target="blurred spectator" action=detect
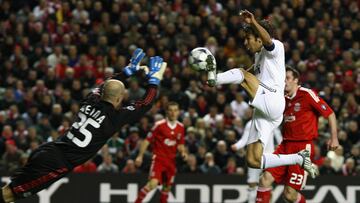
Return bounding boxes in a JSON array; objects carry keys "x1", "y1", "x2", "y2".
[
  {"x1": 168, "y1": 80, "x2": 190, "y2": 110},
  {"x1": 47, "y1": 46, "x2": 63, "y2": 69},
  {"x1": 213, "y1": 140, "x2": 230, "y2": 169},
  {"x1": 232, "y1": 118, "x2": 244, "y2": 136},
  {"x1": 196, "y1": 144, "x2": 207, "y2": 166},
  {"x1": 348, "y1": 144, "x2": 360, "y2": 168},
  {"x1": 97, "y1": 154, "x2": 119, "y2": 173},
  {"x1": 55, "y1": 56, "x2": 71, "y2": 80},
  {"x1": 36, "y1": 115, "x2": 53, "y2": 140},
  {"x1": 47, "y1": 130, "x2": 60, "y2": 143},
  {"x1": 223, "y1": 157, "x2": 237, "y2": 174},
  {"x1": 22, "y1": 104, "x2": 42, "y2": 127},
  {"x1": 342, "y1": 158, "x2": 357, "y2": 176},
  {"x1": 347, "y1": 120, "x2": 359, "y2": 144},
  {"x1": 181, "y1": 154, "x2": 201, "y2": 174},
  {"x1": 124, "y1": 127, "x2": 141, "y2": 156},
  {"x1": 222, "y1": 105, "x2": 238, "y2": 128},
  {"x1": 138, "y1": 116, "x2": 151, "y2": 139},
  {"x1": 203, "y1": 128, "x2": 218, "y2": 151},
  {"x1": 338, "y1": 130, "x2": 353, "y2": 155},
  {"x1": 107, "y1": 133, "x2": 124, "y2": 157},
  {"x1": 192, "y1": 94, "x2": 209, "y2": 117},
  {"x1": 230, "y1": 93, "x2": 250, "y2": 118},
  {"x1": 57, "y1": 118, "x2": 71, "y2": 136},
  {"x1": 185, "y1": 127, "x2": 200, "y2": 154},
  {"x1": 1, "y1": 140, "x2": 23, "y2": 173},
  {"x1": 49, "y1": 104, "x2": 64, "y2": 129},
  {"x1": 59, "y1": 90, "x2": 74, "y2": 114},
  {"x1": 200, "y1": 152, "x2": 221, "y2": 174},
  {"x1": 128, "y1": 79, "x2": 145, "y2": 102},
  {"x1": 122, "y1": 159, "x2": 140, "y2": 174},
  {"x1": 114, "y1": 150, "x2": 127, "y2": 171},
  {"x1": 313, "y1": 144, "x2": 325, "y2": 167},
  {"x1": 319, "y1": 157, "x2": 337, "y2": 175},
  {"x1": 194, "y1": 118, "x2": 206, "y2": 139},
  {"x1": 0, "y1": 125, "x2": 14, "y2": 155},
  {"x1": 203, "y1": 106, "x2": 223, "y2": 129},
  {"x1": 185, "y1": 80, "x2": 201, "y2": 102}
]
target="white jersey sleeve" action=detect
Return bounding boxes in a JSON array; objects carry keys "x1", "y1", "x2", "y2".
[
  {"x1": 265, "y1": 39, "x2": 283, "y2": 57},
  {"x1": 234, "y1": 121, "x2": 252, "y2": 150},
  {"x1": 253, "y1": 39, "x2": 285, "y2": 91}
]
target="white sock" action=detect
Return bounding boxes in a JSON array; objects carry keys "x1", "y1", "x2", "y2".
[
  {"x1": 248, "y1": 186, "x2": 258, "y2": 203},
  {"x1": 216, "y1": 68, "x2": 244, "y2": 85},
  {"x1": 261, "y1": 153, "x2": 303, "y2": 169}
]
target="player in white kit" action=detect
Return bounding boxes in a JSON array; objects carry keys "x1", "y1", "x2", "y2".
[
  {"x1": 231, "y1": 120, "x2": 282, "y2": 203},
  {"x1": 207, "y1": 10, "x2": 318, "y2": 178}
]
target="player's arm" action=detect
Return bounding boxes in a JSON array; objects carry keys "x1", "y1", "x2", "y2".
[
  {"x1": 327, "y1": 112, "x2": 339, "y2": 151},
  {"x1": 135, "y1": 139, "x2": 150, "y2": 167},
  {"x1": 231, "y1": 121, "x2": 251, "y2": 151},
  {"x1": 108, "y1": 48, "x2": 148, "y2": 81},
  {"x1": 84, "y1": 48, "x2": 146, "y2": 101},
  {"x1": 177, "y1": 126, "x2": 187, "y2": 160},
  {"x1": 178, "y1": 144, "x2": 188, "y2": 161},
  {"x1": 305, "y1": 88, "x2": 339, "y2": 151},
  {"x1": 240, "y1": 10, "x2": 273, "y2": 47},
  {"x1": 116, "y1": 57, "x2": 167, "y2": 126}
]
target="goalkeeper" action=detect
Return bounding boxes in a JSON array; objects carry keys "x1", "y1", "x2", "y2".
[{"x1": 0, "y1": 49, "x2": 166, "y2": 203}]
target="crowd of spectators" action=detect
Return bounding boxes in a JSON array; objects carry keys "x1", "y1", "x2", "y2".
[{"x1": 0, "y1": 0, "x2": 359, "y2": 177}]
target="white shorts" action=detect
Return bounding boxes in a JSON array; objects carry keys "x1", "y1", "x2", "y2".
[
  {"x1": 247, "y1": 167, "x2": 262, "y2": 183},
  {"x1": 247, "y1": 85, "x2": 285, "y2": 145}
]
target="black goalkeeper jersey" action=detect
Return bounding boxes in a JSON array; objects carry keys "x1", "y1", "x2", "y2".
[{"x1": 54, "y1": 75, "x2": 157, "y2": 167}]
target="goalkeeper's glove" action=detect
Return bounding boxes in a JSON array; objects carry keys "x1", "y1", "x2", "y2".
[
  {"x1": 123, "y1": 48, "x2": 146, "y2": 76},
  {"x1": 147, "y1": 56, "x2": 167, "y2": 86}
]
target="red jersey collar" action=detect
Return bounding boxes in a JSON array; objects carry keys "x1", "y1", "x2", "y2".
[
  {"x1": 286, "y1": 86, "x2": 300, "y2": 100},
  {"x1": 166, "y1": 119, "x2": 178, "y2": 130}
]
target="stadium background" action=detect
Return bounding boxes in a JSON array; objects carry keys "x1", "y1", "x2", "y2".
[{"x1": 0, "y1": 0, "x2": 359, "y2": 202}]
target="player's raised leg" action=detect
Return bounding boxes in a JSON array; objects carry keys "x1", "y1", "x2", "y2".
[
  {"x1": 215, "y1": 75, "x2": 317, "y2": 178},
  {"x1": 214, "y1": 67, "x2": 259, "y2": 99}
]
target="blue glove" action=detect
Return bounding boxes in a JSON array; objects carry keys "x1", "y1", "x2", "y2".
[
  {"x1": 147, "y1": 56, "x2": 166, "y2": 86},
  {"x1": 123, "y1": 48, "x2": 146, "y2": 76}
]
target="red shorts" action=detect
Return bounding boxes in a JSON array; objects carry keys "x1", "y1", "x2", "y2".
[
  {"x1": 149, "y1": 155, "x2": 176, "y2": 186},
  {"x1": 265, "y1": 140, "x2": 314, "y2": 191}
]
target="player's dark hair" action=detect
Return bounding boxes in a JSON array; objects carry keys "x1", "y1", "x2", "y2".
[
  {"x1": 243, "y1": 19, "x2": 275, "y2": 39},
  {"x1": 286, "y1": 66, "x2": 300, "y2": 80},
  {"x1": 166, "y1": 101, "x2": 179, "y2": 110}
]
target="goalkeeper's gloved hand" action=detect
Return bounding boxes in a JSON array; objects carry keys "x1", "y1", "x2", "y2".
[
  {"x1": 147, "y1": 56, "x2": 167, "y2": 86},
  {"x1": 123, "y1": 48, "x2": 146, "y2": 76}
]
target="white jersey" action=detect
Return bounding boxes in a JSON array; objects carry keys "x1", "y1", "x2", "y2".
[{"x1": 253, "y1": 39, "x2": 285, "y2": 91}]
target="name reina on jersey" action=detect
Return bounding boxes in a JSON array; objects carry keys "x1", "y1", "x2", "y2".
[{"x1": 66, "y1": 105, "x2": 105, "y2": 147}]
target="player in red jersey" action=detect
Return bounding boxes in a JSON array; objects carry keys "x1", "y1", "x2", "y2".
[
  {"x1": 256, "y1": 67, "x2": 339, "y2": 203},
  {"x1": 135, "y1": 102, "x2": 187, "y2": 203}
]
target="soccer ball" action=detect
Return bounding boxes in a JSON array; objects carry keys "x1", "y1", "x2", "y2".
[{"x1": 188, "y1": 47, "x2": 216, "y2": 72}]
